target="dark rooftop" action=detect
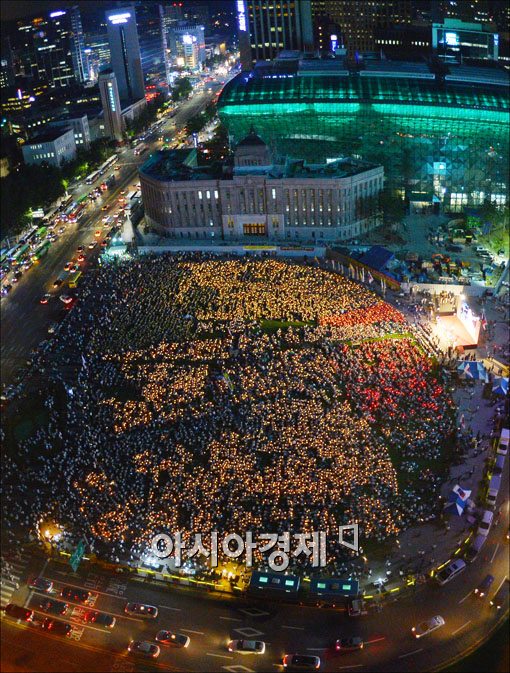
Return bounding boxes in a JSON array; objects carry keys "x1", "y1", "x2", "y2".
[{"x1": 26, "y1": 127, "x2": 74, "y2": 144}]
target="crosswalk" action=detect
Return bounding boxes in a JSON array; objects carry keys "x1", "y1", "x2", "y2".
[{"x1": 1, "y1": 554, "x2": 28, "y2": 607}]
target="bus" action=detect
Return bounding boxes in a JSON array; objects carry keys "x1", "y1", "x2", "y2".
[
  {"x1": 62, "y1": 202, "x2": 77, "y2": 221},
  {"x1": 85, "y1": 170, "x2": 101, "y2": 185},
  {"x1": 0, "y1": 248, "x2": 8, "y2": 265},
  {"x1": 11, "y1": 243, "x2": 30, "y2": 266},
  {"x1": 41, "y1": 206, "x2": 59, "y2": 227},
  {"x1": 69, "y1": 203, "x2": 87, "y2": 222},
  {"x1": 68, "y1": 271, "x2": 82, "y2": 288},
  {"x1": 59, "y1": 194, "x2": 74, "y2": 211},
  {"x1": 36, "y1": 225, "x2": 47, "y2": 240},
  {"x1": 32, "y1": 240, "x2": 51, "y2": 261},
  {"x1": 20, "y1": 226, "x2": 39, "y2": 246},
  {"x1": 98, "y1": 154, "x2": 119, "y2": 175},
  {"x1": 100, "y1": 173, "x2": 116, "y2": 191},
  {"x1": 134, "y1": 144, "x2": 147, "y2": 156}
]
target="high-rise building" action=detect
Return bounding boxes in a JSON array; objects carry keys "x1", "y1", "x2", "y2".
[
  {"x1": 98, "y1": 70, "x2": 124, "y2": 142},
  {"x1": 1, "y1": 37, "x2": 16, "y2": 90},
  {"x1": 84, "y1": 32, "x2": 111, "y2": 82},
  {"x1": 14, "y1": 6, "x2": 87, "y2": 87},
  {"x1": 310, "y1": 1, "x2": 412, "y2": 58},
  {"x1": 168, "y1": 23, "x2": 206, "y2": 71},
  {"x1": 237, "y1": 0, "x2": 314, "y2": 69},
  {"x1": 134, "y1": 2, "x2": 169, "y2": 96},
  {"x1": 105, "y1": 7, "x2": 145, "y2": 102}
]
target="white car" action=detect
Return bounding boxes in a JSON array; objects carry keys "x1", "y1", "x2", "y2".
[
  {"x1": 435, "y1": 559, "x2": 466, "y2": 586},
  {"x1": 412, "y1": 615, "x2": 445, "y2": 639},
  {"x1": 477, "y1": 509, "x2": 494, "y2": 537},
  {"x1": 228, "y1": 639, "x2": 266, "y2": 654}
]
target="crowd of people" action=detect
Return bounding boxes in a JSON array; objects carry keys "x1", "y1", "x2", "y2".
[{"x1": 1, "y1": 254, "x2": 456, "y2": 572}]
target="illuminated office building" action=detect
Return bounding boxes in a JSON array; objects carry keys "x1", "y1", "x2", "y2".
[
  {"x1": 168, "y1": 23, "x2": 206, "y2": 70},
  {"x1": 218, "y1": 59, "x2": 509, "y2": 212},
  {"x1": 98, "y1": 70, "x2": 123, "y2": 142},
  {"x1": 237, "y1": 0, "x2": 314, "y2": 69},
  {"x1": 134, "y1": 2, "x2": 169, "y2": 95},
  {"x1": 105, "y1": 8, "x2": 145, "y2": 102}
]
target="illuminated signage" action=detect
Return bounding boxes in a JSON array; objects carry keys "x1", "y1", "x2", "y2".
[
  {"x1": 331, "y1": 34, "x2": 338, "y2": 51},
  {"x1": 182, "y1": 34, "x2": 193, "y2": 45},
  {"x1": 237, "y1": 0, "x2": 247, "y2": 32},
  {"x1": 16, "y1": 88, "x2": 23, "y2": 100},
  {"x1": 107, "y1": 82, "x2": 116, "y2": 112},
  {"x1": 49, "y1": 11, "x2": 66, "y2": 18},
  {"x1": 108, "y1": 12, "x2": 131, "y2": 25},
  {"x1": 445, "y1": 32, "x2": 459, "y2": 46}
]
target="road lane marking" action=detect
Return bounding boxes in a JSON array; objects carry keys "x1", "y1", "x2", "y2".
[
  {"x1": 495, "y1": 575, "x2": 508, "y2": 592},
  {"x1": 181, "y1": 628, "x2": 204, "y2": 635},
  {"x1": 338, "y1": 666, "x2": 364, "y2": 670},
  {"x1": 458, "y1": 591, "x2": 472, "y2": 604},
  {"x1": 220, "y1": 616, "x2": 242, "y2": 622},
  {"x1": 452, "y1": 620, "x2": 472, "y2": 636},
  {"x1": 281, "y1": 625, "x2": 304, "y2": 630},
  {"x1": 399, "y1": 648, "x2": 423, "y2": 659},
  {"x1": 490, "y1": 543, "x2": 500, "y2": 564},
  {"x1": 306, "y1": 648, "x2": 327, "y2": 652},
  {"x1": 206, "y1": 653, "x2": 233, "y2": 660},
  {"x1": 159, "y1": 605, "x2": 181, "y2": 611}
]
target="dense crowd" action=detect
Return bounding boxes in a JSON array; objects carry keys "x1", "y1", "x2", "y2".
[{"x1": 1, "y1": 254, "x2": 456, "y2": 571}]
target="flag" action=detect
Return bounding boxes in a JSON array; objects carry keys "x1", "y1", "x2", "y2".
[{"x1": 367, "y1": 271, "x2": 374, "y2": 284}]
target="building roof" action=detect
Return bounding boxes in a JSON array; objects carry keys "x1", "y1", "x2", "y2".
[
  {"x1": 353, "y1": 245, "x2": 394, "y2": 271},
  {"x1": 26, "y1": 127, "x2": 74, "y2": 144},
  {"x1": 219, "y1": 65, "x2": 509, "y2": 112},
  {"x1": 236, "y1": 129, "x2": 267, "y2": 147}
]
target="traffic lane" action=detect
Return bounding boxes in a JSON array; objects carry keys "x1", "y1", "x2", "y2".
[{"x1": 0, "y1": 617, "x2": 184, "y2": 673}]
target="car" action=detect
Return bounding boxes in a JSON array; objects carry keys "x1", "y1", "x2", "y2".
[
  {"x1": 474, "y1": 574, "x2": 495, "y2": 598},
  {"x1": 412, "y1": 615, "x2": 445, "y2": 638},
  {"x1": 64, "y1": 297, "x2": 77, "y2": 311},
  {"x1": 1, "y1": 283, "x2": 13, "y2": 296},
  {"x1": 227, "y1": 639, "x2": 265, "y2": 654},
  {"x1": 64, "y1": 262, "x2": 73, "y2": 271},
  {"x1": 115, "y1": 165, "x2": 121, "y2": 171},
  {"x1": 58, "y1": 226, "x2": 66, "y2": 234},
  {"x1": 53, "y1": 278, "x2": 63, "y2": 288},
  {"x1": 477, "y1": 510, "x2": 494, "y2": 537},
  {"x1": 29, "y1": 577, "x2": 53, "y2": 592},
  {"x1": 76, "y1": 246, "x2": 84, "y2": 253},
  {"x1": 283, "y1": 653, "x2": 321, "y2": 670},
  {"x1": 77, "y1": 254, "x2": 86, "y2": 263},
  {"x1": 435, "y1": 559, "x2": 466, "y2": 586},
  {"x1": 82, "y1": 610, "x2": 116, "y2": 628},
  {"x1": 155, "y1": 630, "x2": 190, "y2": 648},
  {"x1": 3, "y1": 603, "x2": 34, "y2": 621},
  {"x1": 101, "y1": 205, "x2": 109, "y2": 211},
  {"x1": 59, "y1": 295, "x2": 73, "y2": 304},
  {"x1": 490, "y1": 582, "x2": 509, "y2": 610},
  {"x1": 101, "y1": 239, "x2": 108, "y2": 247},
  {"x1": 40, "y1": 294, "x2": 51, "y2": 305},
  {"x1": 39, "y1": 599, "x2": 68, "y2": 615},
  {"x1": 335, "y1": 636, "x2": 364, "y2": 652},
  {"x1": 69, "y1": 264, "x2": 79, "y2": 274},
  {"x1": 60, "y1": 587, "x2": 90, "y2": 603},
  {"x1": 95, "y1": 230, "x2": 101, "y2": 237},
  {"x1": 120, "y1": 189, "x2": 126, "y2": 195},
  {"x1": 12, "y1": 270, "x2": 23, "y2": 282},
  {"x1": 23, "y1": 259, "x2": 34, "y2": 271},
  {"x1": 88, "y1": 241, "x2": 97, "y2": 249},
  {"x1": 41, "y1": 618, "x2": 72, "y2": 636},
  {"x1": 128, "y1": 641, "x2": 160, "y2": 658},
  {"x1": 124, "y1": 602, "x2": 158, "y2": 618}
]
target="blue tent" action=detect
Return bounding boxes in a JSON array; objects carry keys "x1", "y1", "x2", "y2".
[
  {"x1": 444, "y1": 485, "x2": 471, "y2": 517},
  {"x1": 492, "y1": 377, "x2": 509, "y2": 396},
  {"x1": 457, "y1": 361, "x2": 489, "y2": 383}
]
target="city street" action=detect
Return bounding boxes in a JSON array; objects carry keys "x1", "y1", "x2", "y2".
[{"x1": 0, "y1": 83, "x2": 223, "y2": 385}]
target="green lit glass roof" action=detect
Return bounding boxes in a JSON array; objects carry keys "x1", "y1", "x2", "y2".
[{"x1": 219, "y1": 74, "x2": 509, "y2": 113}]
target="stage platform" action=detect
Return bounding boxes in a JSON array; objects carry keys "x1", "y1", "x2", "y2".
[{"x1": 437, "y1": 315, "x2": 479, "y2": 350}]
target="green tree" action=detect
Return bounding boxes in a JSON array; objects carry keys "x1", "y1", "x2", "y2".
[
  {"x1": 171, "y1": 77, "x2": 192, "y2": 102},
  {"x1": 379, "y1": 188, "x2": 406, "y2": 224}
]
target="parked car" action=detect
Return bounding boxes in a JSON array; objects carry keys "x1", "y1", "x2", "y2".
[
  {"x1": 436, "y1": 559, "x2": 466, "y2": 586},
  {"x1": 477, "y1": 510, "x2": 494, "y2": 537}
]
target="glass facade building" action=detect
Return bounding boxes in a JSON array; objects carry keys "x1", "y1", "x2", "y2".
[
  {"x1": 218, "y1": 64, "x2": 509, "y2": 211},
  {"x1": 134, "y1": 2, "x2": 169, "y2": 96}
]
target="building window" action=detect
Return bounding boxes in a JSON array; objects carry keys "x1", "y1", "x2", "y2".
[{"x1": 243, "y1": 222, "x2": 266, "y2": 236}]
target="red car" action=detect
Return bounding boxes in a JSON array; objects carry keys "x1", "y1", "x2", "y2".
[
  {"x1": 64, "y1": 297, "x2": 77, "y2": 311},
  {"x1": 40, "y1": 294, "x2": 51, "y2": 305},
  {"x1": 77, "y1": 254, "x2": 86, "y2": 263}
]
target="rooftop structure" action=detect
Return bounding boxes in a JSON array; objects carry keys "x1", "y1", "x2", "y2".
[{"x1": 218, "y1": 59, "x2": 509, "y2": 212}]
